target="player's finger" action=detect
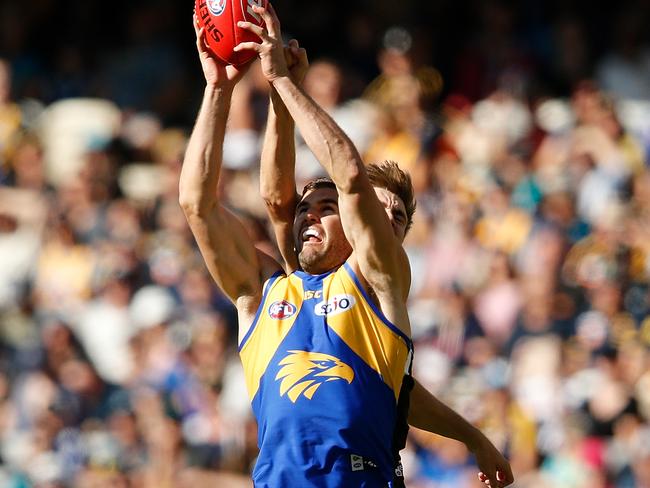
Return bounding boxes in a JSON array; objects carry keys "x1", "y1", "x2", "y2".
[
  {"x1": 196, "y1": 27, "x2": 206, "y2": 49},
  {"x1": 479, "y1": 472, "x2": 492, "y2": 485},
  {"x1": 296, "y1": 47, "x2": 308, "y2": 66},
  {"x1": 238, "y1": 21, "x2": 273, "y2": 46},
  {"x1": 487, "y1": 472, "x2": 498, "y2": 487},
  {"x1": 233, "y1": 41, "x2": 263, "y2": 53},
  {"x1": 253, "y1": 4, "x2": 280, "y2": 39},
  {"x1": 267, "y1": 2, "x2": 280, "y2": 21},
  {"x1": 497, "y1": 468, "x2": 514, "y2": 485},
  {"x1": 193, "y1": 14, "x2": 200, "y2": 37},
  {"x1": 237, "y1": 21, "x2": 265, "y2": 38},
  {"x1": 287, "y1": 40, "x2": 299, "y2": 58},
  {"x1": 283, "y1": 46, "x2": 295, "y2": 65},
  {"x1": 289, "y1": 40, "x2": 305, "y2": 61}
]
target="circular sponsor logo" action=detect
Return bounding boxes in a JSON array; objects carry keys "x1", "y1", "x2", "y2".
[
  {"x1": 268, "y1": 300, "x2": 297, "y2": 320},
  {"x1": 207, "y1": 0, "x2": 227, "y2": 16}
]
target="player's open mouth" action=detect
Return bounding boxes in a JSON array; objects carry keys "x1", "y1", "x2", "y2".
[{"x1": 302, "y1": 228, "x2": 323, "y2": 244}]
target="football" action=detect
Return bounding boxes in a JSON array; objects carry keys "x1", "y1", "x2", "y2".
[{"x1": 195, "y1": 0, "x2": 268, "y2": 65}]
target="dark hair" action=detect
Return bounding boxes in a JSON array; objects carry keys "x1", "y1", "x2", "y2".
[
  {"x1": 300, "y1": 177, "x2": 337, "y2": 197},
  {"x1": 366, "y1": 160, "x2": 416, "y2": 234}
]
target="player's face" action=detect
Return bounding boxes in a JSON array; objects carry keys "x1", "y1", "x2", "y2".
[
  {"x1": 294, "y1": 188, "x2": 352, "y2": 274},
  {"x1": 374, "y1": 187, "x2": 408, "y2": 242}
]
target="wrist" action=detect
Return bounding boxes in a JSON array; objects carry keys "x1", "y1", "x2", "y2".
[
  {"x1": 204, "y1": 83, "x2": 234, "y2": 98},
  {"x1": 271, "y1": 75, "x2": 293, "y2": 90}
]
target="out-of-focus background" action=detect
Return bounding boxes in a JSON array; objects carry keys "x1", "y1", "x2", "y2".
[{"x1": 1, "y1": 0, "x2": 650, "y2": 486}]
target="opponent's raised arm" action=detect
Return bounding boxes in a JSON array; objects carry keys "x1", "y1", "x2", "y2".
[
  {"x1": 259, "y1": 40, "x2": 308, "y2": 273},
  {"x1": 409, "y1": 380, "x2": 514, "y2": 487},
  {"x1": 180, "y1": 17, "x2": 279, "y2": 315},
  {"x1": 237, "y1": 6, "x2": 408, "y2": 305}
]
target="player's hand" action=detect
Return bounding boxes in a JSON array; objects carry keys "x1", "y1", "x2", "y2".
[
  {"x1": 193, "y1": 14, "x2": 250, "y2": 88},
  {"x1": 471, "y1": 437, "x2": 514, "y2": 487},
  {"x1": 234, "y1": 4, "x2": 290, "y2": 83},
  {"x1": 285, "y1": 39, "x2": 308, "y2": 85}
]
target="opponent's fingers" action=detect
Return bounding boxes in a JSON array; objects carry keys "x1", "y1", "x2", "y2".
[
  {"x1": 283, "y1": 45, "x2": 296, "y2": 65},
  {"x1": 283, "y1": 46, "x2": 293, "y2": 66},
  {"x1": 253, "y1": 4, "x2": 280, "y2": 39},
  {"x1": 288, "y1": 38, "x2": 299, "y2": 49},
  {"x1": 487, "y1": 472, "x2": 499, "y2": 487},
  {"x1": 478, "y1": 471, "x2": 498, "y2": 487},
  {"x1": 497, "y1": 468, "x2": 514, "y2": 486},
  {"x1": 233, "y1": 41, "x2": 263, "y2": 53},
  {"x1": 296, "y1": 47, "x2": 308, "y2": 66}
]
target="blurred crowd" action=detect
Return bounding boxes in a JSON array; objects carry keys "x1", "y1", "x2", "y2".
[{"x1": 1, "y1": 0, "x2": 650, "y2": 487}]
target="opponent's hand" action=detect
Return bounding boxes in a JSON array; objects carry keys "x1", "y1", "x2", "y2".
[
  {"x1": 193, "y1": 14, "x2": 250, "y2": 88},
  {"x1": 472, "y1": 437, "x2": 514, "y2": 487},
  {"x1": 234, "y1": 4, "x2": 290, "y2": 83},
  {"x1": 285, "y1": 39, "x2": 308, "y2": 86}
]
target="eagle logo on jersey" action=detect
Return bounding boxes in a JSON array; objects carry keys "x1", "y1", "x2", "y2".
[{"x1": 275, "y1": 351, "x2": 354, "y2": 403}]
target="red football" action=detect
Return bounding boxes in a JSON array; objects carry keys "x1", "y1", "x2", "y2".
[{"x1": 195, "y1": 0, "x2": 268, "y2": 65}]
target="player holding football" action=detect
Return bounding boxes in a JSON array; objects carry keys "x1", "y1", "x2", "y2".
[
  {"x1": 181, "y1": 6, "x2": 513, "y2": 488},
  {"x1": 252, "y1": 15, "x2": 515, "y2": 488}
]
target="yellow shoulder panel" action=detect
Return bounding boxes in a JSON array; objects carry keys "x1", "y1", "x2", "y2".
[{"x1": 323, "y1": 267, "x2": 410, "y2": 399}]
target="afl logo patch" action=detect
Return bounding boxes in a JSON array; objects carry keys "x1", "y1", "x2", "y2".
[
  {"x1": 207, "y1": 0, "x2": 226, "y2": 16},
  {"x1": 315, "y1": 294, "x2": 356, "y2": 317},
  {"x1": 268, "y1": 300, "x2": 297, "y2": 320}
]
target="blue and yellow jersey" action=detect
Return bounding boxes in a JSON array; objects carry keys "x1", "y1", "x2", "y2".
[{"x1": 239, "y1": 262, "x2": 413, "y2": 488}]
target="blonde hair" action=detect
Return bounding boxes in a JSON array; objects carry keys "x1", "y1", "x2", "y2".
[{"x1": 366, "y1": 160, "x2": 416, "y2": 233}]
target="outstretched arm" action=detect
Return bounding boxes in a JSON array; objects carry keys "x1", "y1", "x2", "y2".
[
  {"x1": 179, "y1": 18, "x2": 280, "y2": 325},
  {"x1": 259, "y1": 40, "x2": 308, "y2": 274},
  {"x1": 238, "y1": 6, "x2": 409, "y2": 330},
  {"x1": 410, "y1": 379, "x2": 514, "y2": 487}
]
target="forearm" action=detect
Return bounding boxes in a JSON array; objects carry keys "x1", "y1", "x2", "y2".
[
  {"x1": 260, "y1": 91, "x2": 300, "y2": 272},
  {"x1": 409, "y1": 379, "x2": 485, "y2": 451},
  {"x1": 260, "y1": 90, "x2": 298, "y2": 208},
  {"x1": 179, "y1": 85, "x2": 232, "y2": 215},
  {"x1": 271, "y1": 76, "x2": 364, "y2": 193}
]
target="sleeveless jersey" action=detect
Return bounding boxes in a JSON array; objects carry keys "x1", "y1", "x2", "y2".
[{"x1": 239, "y1": 262, "x2": 413, "y2": 488}]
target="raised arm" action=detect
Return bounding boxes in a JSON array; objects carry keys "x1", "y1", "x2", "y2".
[
  {"x1": 179, "y1": 18, "x2": 280, "y2": 326},
  {"x1": 237, "y1": 6, "x2": 409, "y2": 326},
  {"x1": 259, "y1": 40, "x2": 308, "y2": 273},
  {"x1": 410, "y1": 380, "x2": 514, "y2": 487}
]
